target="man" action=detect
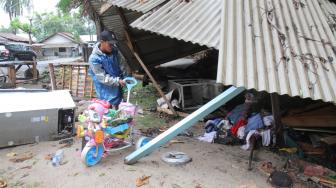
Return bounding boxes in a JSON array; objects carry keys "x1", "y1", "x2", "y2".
[{"x1": 89, "y1": 30, "x2": 127, "y2": 108}]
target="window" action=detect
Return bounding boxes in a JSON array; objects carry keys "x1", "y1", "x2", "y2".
[{"x1": 59, "y1": 48, "x2": 66, "y2": 52}]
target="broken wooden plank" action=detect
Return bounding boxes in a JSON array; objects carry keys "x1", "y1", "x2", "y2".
[{"x1": 282, "y1": 115, "x2": 336, "y2": 128}]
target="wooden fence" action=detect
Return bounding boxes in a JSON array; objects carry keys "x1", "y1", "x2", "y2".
[{"x1": 54, "y1": 63, "x2": 96, "y2": 98}]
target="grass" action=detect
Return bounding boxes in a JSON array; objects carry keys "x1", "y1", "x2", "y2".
[
  {"x1": 126, "y1": 81, "x2": 167, "y2": 129},
  {"x1": 125, "y1": 81, "x2": 159, "y2": 110},
  {"x1": 135, "y1": 114, "x2": 166, "y2": 129}
]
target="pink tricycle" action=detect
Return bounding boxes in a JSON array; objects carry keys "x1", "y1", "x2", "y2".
[{"x1": 77, "y1": 77, "x2": 150, "y2": 166}]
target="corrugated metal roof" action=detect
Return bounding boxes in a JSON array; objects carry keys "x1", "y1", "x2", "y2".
[
  {"x1": 105, "y1": 0, "x2": 168, "y2": 13},
  {"x1": 218, "y1": 0, "x2": 336, "y2": 103},
  {"x1": 0, "y1": 33, "x2": 29, "y2": 43},
  {"x1": 319, "y1": 0, "x2": 336, "y2": 38},
  {"x1": 89, "y1": 0, "x2": 205, "y2": 71},
  {"x1": 131, "y1": 0, "x2": 222, "y2": 49}
]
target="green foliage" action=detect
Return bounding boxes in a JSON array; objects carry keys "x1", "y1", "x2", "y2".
[
  {"x1": 0, "y1": 0, "x2": 31, "y2": 20},
  {"x1": 0, "y1": 26, "x2": 11, "y2": 32},
  {"x1": 56, "y1": 0, "x2": 82, "y2": 14},
  {"x1": 10, "y1": 17, "x2": 35, "y2": 33},
  {"x1": 32, "y1": 12, "x2": 95, "y2": 41}
]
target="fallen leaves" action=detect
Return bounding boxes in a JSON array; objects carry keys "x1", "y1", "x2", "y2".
[
  {"x1": 6, "y1": 152, "x2": 17, "y2": 157},
  {"x1": 172, "y1": 184, "x2": 182, "y2": 188},
  {"x1": 44, "y1": 154, "x2": 53, "y2": 161},
  {"x1": 0, "y1": 180, "x2": 6, "y2": 188},
  {"x1": 136, "y1": 175, "x2": 151, "y2": 187},
  {"x1": 20, "y1": 173, "x2": 29, "y2": 179},
  {"x1": 9, "y1": 153, "x2": 33, "y2": 163},
  {"x1": 20, "y1": 166, "x2": 32, "y2": 170}
]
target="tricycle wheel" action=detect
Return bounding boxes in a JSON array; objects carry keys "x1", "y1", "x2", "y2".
[{"x1": 81, "y1": 144, "x2": 104, "y2": 167}]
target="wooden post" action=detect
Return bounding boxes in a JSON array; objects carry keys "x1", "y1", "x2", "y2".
[
  {"x1": 7, "y1": 65, "x2": 16, "y2": 88},
  {"x1": 76, "y1": 65, "x2": 80, "y2": 97},
  {"x1": 69, "y1": 65, "x2": 73, "y2": 90},
  {"x1": 32, "y1": 61, "x2": 37, "y2": 83},
  {"x1": 271, "y1": 93, "x2": 283, "y2": 147},
  {"x1": 84, "y1": 66, "x2": 88, "y2": 97},
  {"x1": 48, "y1": 63, "x2": 57, "y2": 90},
  {"x1": 133, "y1": 52, "x2": 178, "y2": 116},
  {"x1": 90, "y1": 80, "x2": 94, "y2": 99},
  {"x1": 61, "y1": 65, "x2": 65, "y2": 89}
]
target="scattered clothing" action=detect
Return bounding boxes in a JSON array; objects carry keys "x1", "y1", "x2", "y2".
[
  {"x1": 204, "y1": 118, "x2": 224, "y2": 133},
  {"x1": 222, "y1": 120, "x2": 232, "y2": 130},
  {"x1": 260, "y1": 129, "x2": 271, "y2": 146},
  {"x1": 198, "y1": 131, "x2": 217, "y2": 143},
  {"x1": 263, "y1": 115, "x2": 274, "y2": 126},
  {"x1": 244, "y1": 113, "x2": 264, "y2": 135},
  {"x1": 226, "y1": 103, "x2": 252, "y2": 125},
  {"x1": 231, "y1": 118, "x2": 247, "y2": 136},
  {"x1": 214, "y1": 131, "x2": 243, "y2": 145},
  {"x1": 241, "y1": 130, "x2": 258, "y2": 150},
  {"x1": 237, "y1": 126, "x2": 245, "y2": 139}
]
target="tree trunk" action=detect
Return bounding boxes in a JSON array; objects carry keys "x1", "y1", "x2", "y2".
[{"x1": 28, "y1": 32, "x2": 32, "y2": 45}]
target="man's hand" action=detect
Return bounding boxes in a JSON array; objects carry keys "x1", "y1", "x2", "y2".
[{"x1": 119, "y1": 79, "x2": 126, "y2": 87}]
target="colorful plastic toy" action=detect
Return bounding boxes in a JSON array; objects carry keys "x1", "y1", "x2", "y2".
[{"x1": 79, "y1": 77, "x2": 150, "y2": 166}]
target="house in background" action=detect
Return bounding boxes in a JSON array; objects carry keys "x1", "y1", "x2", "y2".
[
  {"x1": 40, "y1": 32, "x2": 83, "y2": 58},
  {"x1": 80, "y1": 34, "x2": 97, "y2": 48},
  {"x1": 0, "y1": 33, "x2": 30, "y2": 44}
]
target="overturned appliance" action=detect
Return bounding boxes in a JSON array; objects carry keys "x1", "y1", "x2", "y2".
[
  {"x1": 165, "y1": 79, "x2": 224, "y2": 110},
  {"x1": 0, "y1": 90, "x2": 76, "y2": 147}
]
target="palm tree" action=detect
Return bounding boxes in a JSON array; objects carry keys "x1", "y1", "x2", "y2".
[{"x1": 0, "y1": 0, "x2": 31, "y2": 22}]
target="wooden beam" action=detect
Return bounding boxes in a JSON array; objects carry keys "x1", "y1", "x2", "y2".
[
  {"x1": 76, "y1": 66, "x2": 80, "y2": 96},
  {"x1": 32, "y1": 61, "x2": 37, "y2": 84},
  {"x1": 133, "y1": 52, "x2": 178, "y2": 116},
  {"x1": 271, "y1": 93, "x2": 283, "y2": 147},
  {"x1": 90, "y1": 79, "x2": 94, "y2": 99},
  {"x1": 83, "y1": 66, "x2": 88, "y2": 97},
  {"x1": 99, "y1": 2, "x2": 113, "y2": 15},
  {"x1": 7, "y1": 65, "x2": 16, "y2": 88},
  {"x1": 61, "y1": 65, "x2": 65, "y2": 89},
  {"x1": 124, "y1": 86, "x2": 245, "y2": 164},
  {"x1": 48, "y1": 63, "x2": 57, "y2": 90},
  {"x1": 117, "y1": 8, "x2": 139, "y2": 53},
  {"x1": 69, "y1": 65, "x2": 73, "y2": 90}
]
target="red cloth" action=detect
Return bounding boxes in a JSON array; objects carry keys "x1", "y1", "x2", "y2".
[{"x1": 231, "y1": 119, "x2": 247, "y2": 136}]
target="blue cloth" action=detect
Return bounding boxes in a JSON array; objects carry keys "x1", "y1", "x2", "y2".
[
  {"x1": 204, "y1": 118, "x2": 224, "y2": 133},
  {"x1": 226, "y1": 104, "x2": 251, "y2": 125},
  {"x1": 244, "y1": 113, "x2": 264, "y2": 135},
  {"x1": 89, "y1": 43, "x2": 124, "y2": 106}
]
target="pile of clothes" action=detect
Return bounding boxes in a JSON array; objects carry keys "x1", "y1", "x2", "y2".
[{"x1": 198, "y1": 93, "x2": 275, "y2": 150}]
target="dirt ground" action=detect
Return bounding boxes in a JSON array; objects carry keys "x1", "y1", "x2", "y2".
[
  {"x1": 0, "y1": 123, "x2": 286, "y2": 188},
  {"x1": 0, "y1": 80, "x2": 287, "y2": 188}
]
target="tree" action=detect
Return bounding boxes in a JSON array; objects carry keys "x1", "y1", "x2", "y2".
[
  {"x1": 56, "y1": 0, "x2": 101, "y2": 38},
  {"x1": 0, "y1": 0, "x2": 31, "y2": 22},
  {"x1": 32, "y1": 12, "x2": 95, "y2": 42},
  {"x1": 0, "y1": 26, "x2": 12, "y2": 32},
  {"x1": 0, "y1": 0, "x2": 31, "y2": 33},
  {"x1": 10, "y1": 17, "x2": 35, "y2": 44}
]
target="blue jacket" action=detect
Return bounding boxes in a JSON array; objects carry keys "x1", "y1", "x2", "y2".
[{"x1": 89, "y1": 43, "x2": 127, "y2": 106}]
